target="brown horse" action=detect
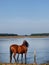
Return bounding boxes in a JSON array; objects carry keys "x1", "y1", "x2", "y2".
[{"x1": 10, "y1": 40, "x2": 29, "y2": 63}]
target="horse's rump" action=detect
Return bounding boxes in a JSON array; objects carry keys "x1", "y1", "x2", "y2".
[{"x1": 10, "y1": 44, "x2": 18, "y2": 53}]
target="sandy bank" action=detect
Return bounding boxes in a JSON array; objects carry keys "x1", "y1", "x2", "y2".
[
  {"x1": 0, "y1": 63, "x2": 49, "y2": 65},
  {"x1": 0, "y1": 36, "x2": 49, "y2": 38}
]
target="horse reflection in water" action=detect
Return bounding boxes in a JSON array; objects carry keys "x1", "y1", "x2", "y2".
[{"x1": 10, "y1": 40, "x2": 29, "y2": 64}]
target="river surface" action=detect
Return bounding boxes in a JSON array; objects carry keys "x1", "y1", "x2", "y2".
[{"x1": 0, "y1": 37, "x2": 49, "y2": 64}]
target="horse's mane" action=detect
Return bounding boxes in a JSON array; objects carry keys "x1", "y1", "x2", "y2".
[{"x1": 22, "y1": 40, "x2": 29, "y2": 47}]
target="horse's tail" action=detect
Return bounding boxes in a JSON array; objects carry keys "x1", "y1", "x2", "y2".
[{"x1": 10, "y1": 47, "x2": 12, "y2": 63}]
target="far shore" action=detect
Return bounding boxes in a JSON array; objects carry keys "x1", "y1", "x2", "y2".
[{"x1": 0, "y1": 36, "x2": 49, "y2": 38}]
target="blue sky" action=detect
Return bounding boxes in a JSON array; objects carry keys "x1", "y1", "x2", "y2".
[{"x1": 0, "y1": 0, "x2": 49, "y2": 35}]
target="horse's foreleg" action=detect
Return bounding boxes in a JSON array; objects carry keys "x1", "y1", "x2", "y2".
[
  {"x1": 17, "y1": 54, "x2": 19, "y2": 61},
  {"x1": 25, "y1": 53, "x2": 27, "y2": 64},
  {"x1": 13, "y1": 53, "x2": 16, "y2": 62},
  {"x1": 21, "y1": 54, "x2": 23, "y2": 63}
]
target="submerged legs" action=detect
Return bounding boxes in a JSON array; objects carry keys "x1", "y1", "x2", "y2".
[{"x1": 13, "y1": 53, "x2": 27, "y2": 64}]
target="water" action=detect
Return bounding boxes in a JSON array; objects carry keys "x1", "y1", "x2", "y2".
[{"x1": 0, "y1": 37, "x2": 49, "y2": 64}]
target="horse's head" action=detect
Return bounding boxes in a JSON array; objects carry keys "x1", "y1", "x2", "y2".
[{"x1": 22, "y1": 40, "x2": 29, "y2": 47}]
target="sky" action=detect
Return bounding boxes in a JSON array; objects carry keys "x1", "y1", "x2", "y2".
[{"x1": 0, "y1": 0, "x2": 49, "y2": 35}]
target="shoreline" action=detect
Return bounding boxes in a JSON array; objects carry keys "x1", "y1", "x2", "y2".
[
  {"x1": 0, "y1": 63, "x2": 49, "y2": 65},
  {"x1": 0, "y1": 36, "x2": 49, "y2": 38}
]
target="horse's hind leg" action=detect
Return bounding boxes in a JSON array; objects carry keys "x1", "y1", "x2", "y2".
[
  {"x1": 13, "y1": 53, "x2": 17, "y2": 62},
  {"x1": 10, "y1": 49, "x2": 12, "y2": 63},
  {"x1": 10, "y1": 53, "x2": 12, "y2": 63}
]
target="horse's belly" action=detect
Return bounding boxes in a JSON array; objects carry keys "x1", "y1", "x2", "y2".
[{"x1": 17, "y1": 51, "x2": 26, "y2": 54}]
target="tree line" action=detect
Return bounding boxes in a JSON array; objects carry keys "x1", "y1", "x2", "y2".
[
  {"x1": 0, "y1": 34, "x2": 18, "y2": 36},
  {"x1": 30, "y1": 33, "x2": 49, "y2": 36},
  {"x1": 0, "y1": 33, "x2": 49, "y2": 36}
]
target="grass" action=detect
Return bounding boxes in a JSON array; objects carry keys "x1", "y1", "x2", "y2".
[
  {"x1": 0, "y1": 63, "x2": 49, "y2": 65},
  {"x1": 0, "y1": 64, "x2": 2, "y2": 65}
]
